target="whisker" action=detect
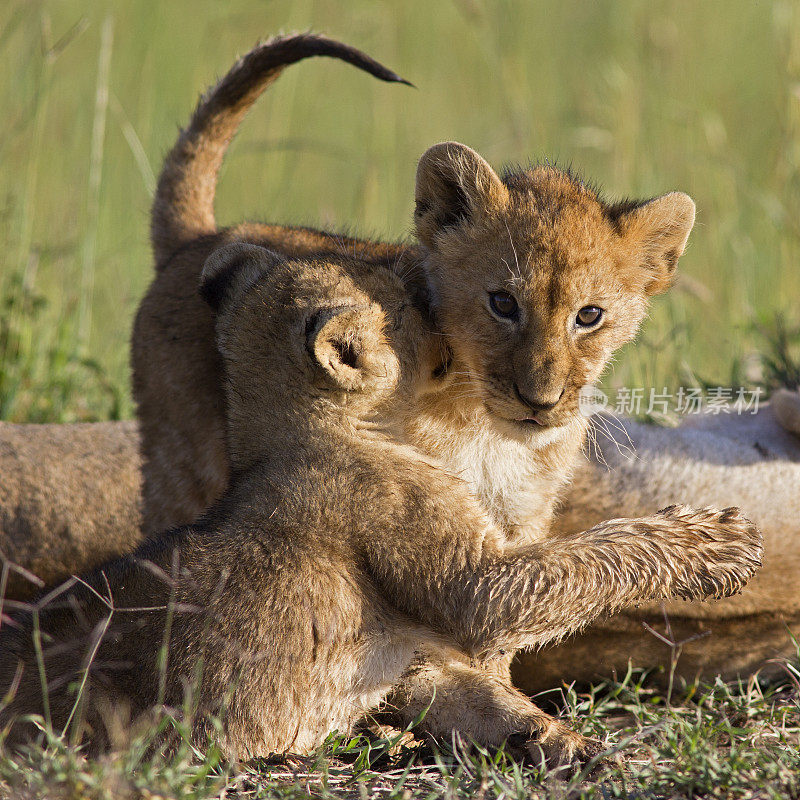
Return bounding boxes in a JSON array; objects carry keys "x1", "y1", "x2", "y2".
[
  {"x1": 598, "y1": 412, "x2": 637, "y2": 458},
  {"x1": 504, "y1": 220, "x2": 522, "y2": 282},
  {"x1": 584, "y1": 422, "x2": 610, "y2": 471},
  {"x1": 591, "y1": 414, "x2": 637, "y2": 461}
]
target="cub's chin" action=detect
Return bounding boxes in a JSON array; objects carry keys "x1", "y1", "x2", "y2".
[{"x1": 484, "y1": 406, "x2": 571, "y2": 448}]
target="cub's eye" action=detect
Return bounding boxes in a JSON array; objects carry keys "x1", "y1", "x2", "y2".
[
  {"x1": 489, "y1": 291, "x2": 519, "y2": 320},
  {"x1": 576, "y1": 306, "x2": 603, "y2": 327}
]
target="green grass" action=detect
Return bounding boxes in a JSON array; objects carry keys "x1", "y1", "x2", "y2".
[
  {"x1": 1, "y1": 0, "x2": 799, "y2": 420},
  {"x1": 2, "y1": 665, "x2": 799, "y2": 799}
]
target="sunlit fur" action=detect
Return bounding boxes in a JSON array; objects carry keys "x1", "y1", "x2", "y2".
[
  {"x1": 0, "y1": 247, "x2": 762, "y2": 764},
  {"x1": 1, "y1": 395, "x2": 797, "y2": 699},
  {"x1": 135, "y1": 34, "x2": 693, "y2": 548},
  {"x1": 0, "y1": 34, "x2": 788, "y2": 759},
  {"x1": 419, "y1": 167, "x2": 647, "y2": 429},
  {"x1": 0, "y1": 244, "x2": 760, "y2": 762}
]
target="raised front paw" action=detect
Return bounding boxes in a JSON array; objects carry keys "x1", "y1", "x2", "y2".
[
  {"x1": 657, "y1": 504, "x2": 763, "y2": 600},
  {"x1": 506, "y1": 720, "x2": 604, "y2": 769}
]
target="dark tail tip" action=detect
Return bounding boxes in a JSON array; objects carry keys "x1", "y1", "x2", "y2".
[
  {"x1": 374, "y1": 67, "x2": 414, "y2": 88},
  {"x1": 286, "y1": 32, "x2": 415, "y2": 88},
  {"x1": 392, "y1": 75, "x2": 416, "y2": 89}
]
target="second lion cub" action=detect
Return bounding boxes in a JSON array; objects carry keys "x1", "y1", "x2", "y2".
[{"x1": 0, "y1": 245, "x2": 762, "y2": 763}]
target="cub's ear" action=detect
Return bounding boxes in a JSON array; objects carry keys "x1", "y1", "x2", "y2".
[
  {"x1": 306, "y1": 305, "x2": 399, "y2": 393},
  {"x1": 414, "y1": 141, "x2": 509, "y2": 249},
  {"x1": 612, "y1": 192, "x2": 696, "y2": 295},
  {"x1": 200, "y1": 243, "x2": 284, "y2": 313}
]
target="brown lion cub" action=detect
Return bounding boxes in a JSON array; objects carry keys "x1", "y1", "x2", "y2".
[{"x1": 0, "y1": 245, "x2": 761, "y2": 763}]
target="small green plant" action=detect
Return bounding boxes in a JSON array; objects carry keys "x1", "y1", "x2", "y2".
[
  {"x1": 0, "y1": 271, "x2": 122, "y2": 422},
  {"x1": 2, "y1": 657, "x2": 798, "y2": 799},
  {"x1": 754, "y1": 314, "x2": 800, "y2": 392}
]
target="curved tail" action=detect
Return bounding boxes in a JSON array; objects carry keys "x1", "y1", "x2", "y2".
[{"x1": 151, "y1": 33, "x2": 411, "y2": 267}]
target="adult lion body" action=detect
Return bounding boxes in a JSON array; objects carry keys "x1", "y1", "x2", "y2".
[
  {"x1": 520, "y1": 403, "x2": 800, "y2": 690},
  {"x1": 1, "y1": 402, "x2": 796, "y2": 693},
  {"x1": 0, "y1": 421, "x2": 141, "y2": 599}
]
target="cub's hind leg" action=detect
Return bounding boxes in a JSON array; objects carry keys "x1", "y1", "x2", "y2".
[{"x1": 384, "y1": 651, "x2": 602, "y2": 768}]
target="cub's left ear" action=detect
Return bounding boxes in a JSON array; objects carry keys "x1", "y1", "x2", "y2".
[
  {"x1": 306, "y1": 305, "x2": 399, "y2": 393},
  {"x1": 200, "y1": 243, "x2": 284, "y2": 313},
  {"x1": 614, "y1": 192, "x2": 696, "y2": 295}
]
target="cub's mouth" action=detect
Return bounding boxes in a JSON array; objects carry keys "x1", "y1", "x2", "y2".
[
  {"x1": 478, "y1": 380, "x2": 567, "y2": 432},
  {"x1": 483, "y1": 402, "x2": 556, "y2": 431},
  {"x1": 487, "y1": 412, "x2": 569, "y2": 447},
  {"x1": 490, "y1": 397, "x2": 573, "y2": 432}
]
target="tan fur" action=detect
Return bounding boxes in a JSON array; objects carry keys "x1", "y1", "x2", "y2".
[
  {"x1": 137, "y1": 34, "x2": 413, "y2": 535},
  {"x1": 405, "y1": 144, "x2": 695, "y2": 543},
  {"x1": 3, "y1": 396, "x2": 796, "y2": 696},
  {"x1": 515, "y1": 400, "x2": 800, "y2": 692},
  {"x1": 0, "y1": 246, "x2": 762, "y2": 763},
  {"x1": 0, "y1": 422, "x2": 142, "y2": 599},
  {"x1": 0, "y1": 31, "x2": 784, "y2": 746}
]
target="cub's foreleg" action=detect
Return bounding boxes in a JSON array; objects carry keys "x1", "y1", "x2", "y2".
[
  {"x1": 476, "y1": 504, "x2": 763, "y2": 657},
  {"x1": 369, "y1": 504, "x2": 761, "y2": 661}
]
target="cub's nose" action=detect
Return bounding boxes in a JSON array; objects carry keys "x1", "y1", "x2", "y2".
[{"x1": 514, "y1": 383, "x2": 564, "y2": 413}]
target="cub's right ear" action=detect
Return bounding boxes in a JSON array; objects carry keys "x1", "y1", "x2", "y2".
[
  {"x1": 200, "y1": 243, "x2": 284, "y2": 313},
  {"x1": 415, "y1": 141, "x2": 509, "y2": 250}
]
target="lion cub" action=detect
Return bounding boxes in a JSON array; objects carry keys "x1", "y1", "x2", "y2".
[{"x1": 0, "y1": 244, "x2": 761, "y2": 762}]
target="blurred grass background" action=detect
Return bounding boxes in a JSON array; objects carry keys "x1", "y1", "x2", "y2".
[{"x1": 1, "y1": 0, "x2": 799, "y2": 422}]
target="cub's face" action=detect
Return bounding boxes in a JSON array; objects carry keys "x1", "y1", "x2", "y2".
[{"x1": 415, "y1": 142, "x2": 695, "y2": 441}]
